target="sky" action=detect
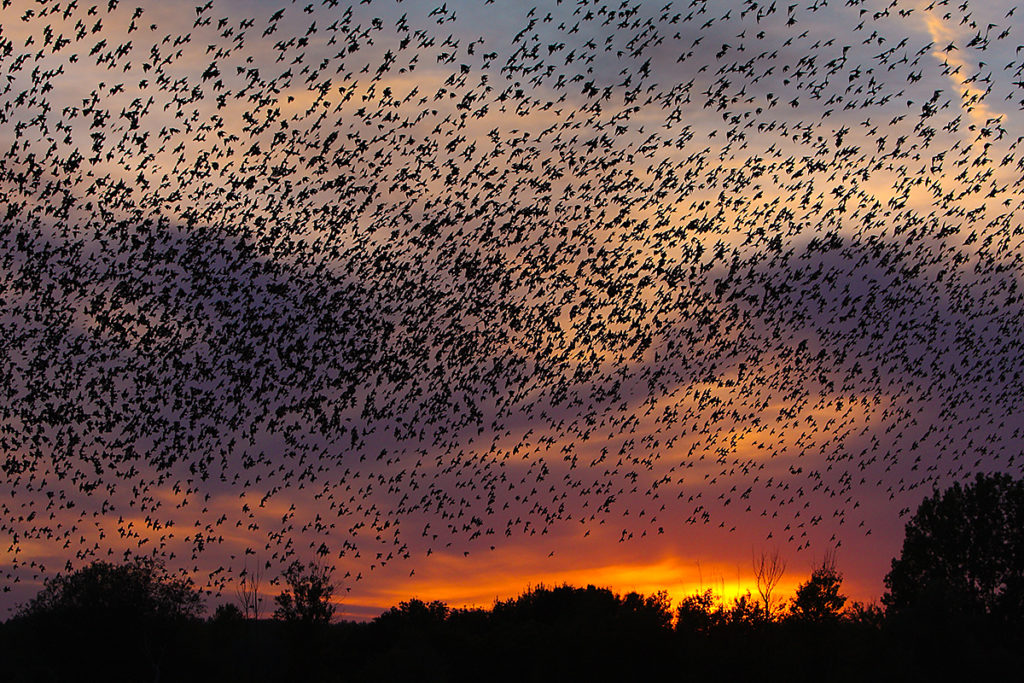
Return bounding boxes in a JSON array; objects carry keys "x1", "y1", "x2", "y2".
[{"x1": 2, "y1": 0, "x2": 1024, "y2": 620}]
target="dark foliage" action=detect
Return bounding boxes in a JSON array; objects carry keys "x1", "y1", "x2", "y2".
[
  {"x1": 791, "y1": 560, "x2": 846, "y2": 622},
  {"x1": 213, "y1": 602, "x2": 245, "y2": 623},
  {"x1": 374, "y1": 598, "x2": 451, "y2": 633},
  {"x1": 884, "y1": 472, "x2": 1024, "y2": 625},
  {"x1": 879, "y1": 473, "x2": 1024, "y2": 677},
  {"x1": 7, "y1": 555, "x2": 203, "y2": 682},
  {"x1": 674, "y1": 588, "x2": 728, "y2": 635},
  {"x1": 19, "y1": 555, "x2": 203, "y2": 622},
  {"x1": 273, "y1": 560, "x2": 336, "y2": 625}
]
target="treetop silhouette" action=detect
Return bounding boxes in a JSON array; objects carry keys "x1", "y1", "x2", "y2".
[
  {"x1": 884, "y1": 472, "x2": 1024, "y2": 625},
  {"x1": 273, "y1": 560, "x2": 337, "y2": 624}
]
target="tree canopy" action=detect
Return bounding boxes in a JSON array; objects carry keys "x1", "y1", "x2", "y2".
[
  {"x1": 13, "y1": 555, "x2": 204, "y2": 682},
  {"x1": 883, "y1": 472, "x2": 1024, "y2": 624},
  {"x1": 273, "y1": 560, "x2": 337, "y2": 624},
  {"x1": 790, "y1": 558, "x2": 846, "y2": 622},
  {"x1": 19, "y1": 554, "x2": 203, "y2": 623}
]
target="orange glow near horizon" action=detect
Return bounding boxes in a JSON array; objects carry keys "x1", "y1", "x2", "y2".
[
  {"x1": 239, "y1": 551, "x2": 851, "y2": 622},
  {"x1": 305, "y1": 528, "x2": 886, "y2": 621},
  {"x1": 351, "y1": 557, "x2": 803, "y2": 613}
]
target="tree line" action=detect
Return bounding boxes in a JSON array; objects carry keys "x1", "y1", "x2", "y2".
[{"x1": 2, "y1": 473, "x2": 1022, "y2": 682}]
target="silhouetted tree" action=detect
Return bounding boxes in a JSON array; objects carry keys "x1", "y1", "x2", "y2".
[
  {"x1": 375, "y1": 598, "x2": 450, "y2": 631},
  {"x1": 213, "y1": 602, "x2": 245, "y2": 623},
  {"x1": 16, "y1": 555, "x2": 203, "y2": 682},
  {"x1": 20, "y1": 555, "x2": 203, "y2": 621},
  {"x1": 485, "y1": 584, "x2": 674, "y2": 681},
  {"x1": 236, "y1": 559, "x2": 264, "y2": 620},
  {"x1": 790, "y1": 554, "x2": 846, "y2": 622},
  {"x1": 273, "y1": 560, "x2": 336, "y2": 624},
  {"x1": 622, "y1": 589, "x2": 674, "y2": 631},
  {"x1": 727, "y1": 590, "x2": 764, "y2": 627},
  {"x1": 844, "y1": 601, "x2": 884, "y2": 629},
  {"x1": 490, "y1": 583, "x2": 672, "y2": 629},
  {"x1": 675, "y1": 589, "x2": 727, "y2": 635},
  {"x1": 365, "y1": 598, "x2": 455, "y2": 678},
  {"x1": 753, "y1": 548, "x2": 787, "y2": 620},
  {"x1": 883, "y1": 473, "x2": 1024, "y2": 626}
]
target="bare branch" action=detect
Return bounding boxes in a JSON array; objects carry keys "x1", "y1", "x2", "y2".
[
  {"x1": 752, "y1": 548, "x2": 787, "y2": 621},
  {"x1": 235, "y1": 558, "x2": 263, "y2": 620}
]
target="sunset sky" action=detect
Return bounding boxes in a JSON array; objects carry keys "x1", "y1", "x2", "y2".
[{"x1": 2, "y1": 0, "x2": 1024, "y2": 621}]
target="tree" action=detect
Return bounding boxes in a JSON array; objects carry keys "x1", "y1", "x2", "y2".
[
  {"x1": 487, "y1": 584, "x2": 675, "y2": 681},
  {"x1": 727, "y1": 590, "x2": 764, "y2": 628},
  {"x1": 20, "y1": 554, "x2": 203, "y2": 623},
  {"x1": 273, "y1": 560, "x2": 336, "y2": 624},
  {"x1": 675, "y1": 589, "x2": 728, "y2": 635},
  {"x1": 213, "y1": 602, "x2": 245, "y2": 623},
  {"x1": 17, "y1": 555, "x2": 203, "y2": 682},
  {"x1": 883, "y1": 473, "x2": 1024, "y2": 624},
  {"x1": 752, "y1": 548, "x2": 787, "y2": 620},
  {"x1": 790, "y1": 553, "x2": 846, "y2": 622},
  {"x1": 235, "y1": 559, "x2": 263, "y2": 620},
  {"x1": 490, "y1": 583, "x2": 672, "y2": 632},
  {"x1": 374, "y1": 598, "x2": 450, "y2": 639}
]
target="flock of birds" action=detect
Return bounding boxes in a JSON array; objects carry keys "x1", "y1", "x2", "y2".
[{"x1": 2, "y1": 0, "x2": 1024, "y2": 607}]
